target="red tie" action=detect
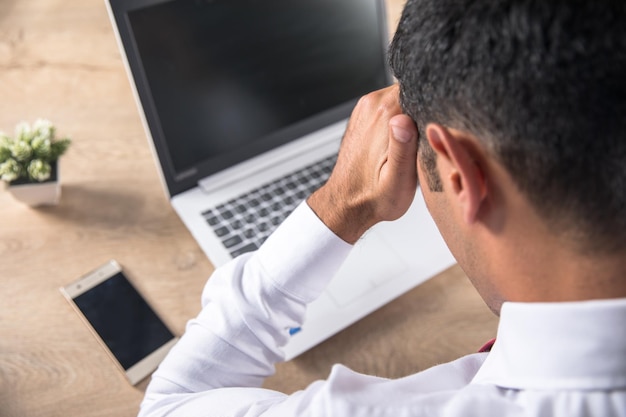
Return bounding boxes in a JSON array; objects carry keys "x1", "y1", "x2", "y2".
[{"x1": 478, "y1": 338, "x2": 496, "y2": 353}]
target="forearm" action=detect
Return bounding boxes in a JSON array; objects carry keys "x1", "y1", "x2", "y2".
[{"x1": 139, "y1": 203, "x2": 352, "y2": 416}]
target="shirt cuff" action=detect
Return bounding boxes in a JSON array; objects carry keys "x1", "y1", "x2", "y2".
[{"x1": 255, "y1": 201, "x2": 353, "y2": 303}]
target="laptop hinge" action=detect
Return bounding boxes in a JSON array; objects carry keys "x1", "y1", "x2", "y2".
[{"x1": 197, "y1": 121, "x2": 346, "y2": 194}]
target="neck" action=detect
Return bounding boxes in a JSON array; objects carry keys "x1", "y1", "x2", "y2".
[
  {"x1": 506, "y1": 241, "x2": 626, "y2": 303},
  {"x1": 490, "y1": 201, "x2": 626, "y2": 304}
]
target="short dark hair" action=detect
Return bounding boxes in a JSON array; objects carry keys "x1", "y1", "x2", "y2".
[{"x1": 389, "y1": 0, "x2": 626, "y2": 253}]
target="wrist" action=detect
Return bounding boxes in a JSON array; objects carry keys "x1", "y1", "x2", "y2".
[{"x1": 307, "y1": 186, "x2": 375, "y2": 244}]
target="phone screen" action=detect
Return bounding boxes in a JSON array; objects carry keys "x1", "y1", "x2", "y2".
[{"x1": 73, "y1": 272, "x2": 174, "y2": 370}]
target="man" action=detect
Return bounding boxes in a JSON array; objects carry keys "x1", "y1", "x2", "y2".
[{"x1": 139, "y1": 0, "x2": 626, "y2": 415}]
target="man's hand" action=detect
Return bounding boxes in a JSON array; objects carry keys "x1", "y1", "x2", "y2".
[{"x1": 307, "y1": 85, "x2": 419, "y2": 244}]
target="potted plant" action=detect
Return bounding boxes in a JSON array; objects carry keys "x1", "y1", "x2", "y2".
[{"x1": 0, "y1": 119, "x2": 71, "y2": 206}]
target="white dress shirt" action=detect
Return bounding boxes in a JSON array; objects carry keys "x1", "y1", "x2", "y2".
[{"x1": 139, "y1": 202, "x2": 626, "y2": 417}]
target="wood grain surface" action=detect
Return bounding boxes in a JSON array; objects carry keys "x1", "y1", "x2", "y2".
[{"x1": 0, "y1": 1, "x2": 498, "y2": 416}]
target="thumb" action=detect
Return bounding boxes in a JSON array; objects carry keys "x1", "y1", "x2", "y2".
[
  {"x1": 387, "y1": 114, "x2": 418, "y2": 175},
  {"x1": 377, "y1": 114, "x2": 419, "y2": 221}
]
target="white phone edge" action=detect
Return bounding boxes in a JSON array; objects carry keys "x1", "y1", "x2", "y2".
[{"x1": 60, "y1": 259, "x2": 178, "y2": 385}]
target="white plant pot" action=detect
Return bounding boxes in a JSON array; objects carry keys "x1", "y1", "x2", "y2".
[
  {"x1": 9, "y1": 180, "x2": 61, "y2": 206},
  {"x1": 7, "y1": 161, "x2": 61, "y2": 207}
]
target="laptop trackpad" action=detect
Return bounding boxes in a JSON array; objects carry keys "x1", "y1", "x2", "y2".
[{"x1": 325, "y1": 230, "x2": 409, "y2": 307}]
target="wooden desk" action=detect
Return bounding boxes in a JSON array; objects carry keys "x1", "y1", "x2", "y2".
[{"x1": 0, "y1": 1, "x2": 498, "y2": 416}]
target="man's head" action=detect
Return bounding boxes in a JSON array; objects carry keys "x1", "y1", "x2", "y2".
[
  {"x1": 388, "y1": 0, "x2": 626, "y2": 310},
  {"x1": 389, "y1": 0, "x2": 626, "y2": 252}
]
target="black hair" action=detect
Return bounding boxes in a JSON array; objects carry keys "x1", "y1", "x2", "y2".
[{"x1": 389, "y1": 0, "x2": 626, "y2": 252}]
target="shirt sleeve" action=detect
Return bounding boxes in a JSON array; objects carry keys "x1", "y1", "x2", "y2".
[{"x1": 138, "y1": 202, "x2": 353, "y2": 417}]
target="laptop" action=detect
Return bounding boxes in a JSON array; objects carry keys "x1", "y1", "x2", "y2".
[{"x1": 106, "y1": 0, "x2": 455, "y2": 360}]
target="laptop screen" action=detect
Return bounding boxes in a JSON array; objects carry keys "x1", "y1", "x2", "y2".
[{"x1": 110, "y1": 0, "x2": 391, "y2": 196}]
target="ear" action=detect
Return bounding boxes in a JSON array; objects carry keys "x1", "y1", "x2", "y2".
[{"x1": 425, "y1": 124, "x2": 488, "y2": 224}]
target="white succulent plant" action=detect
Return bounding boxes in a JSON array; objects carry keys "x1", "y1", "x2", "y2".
[{"x1": 0, "y1": 120, "x2": 70, "y2": 183}]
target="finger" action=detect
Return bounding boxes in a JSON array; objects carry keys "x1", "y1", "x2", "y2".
[
  {"x1": 387, "y1": 114, "x2": 418, "y2": 174},
  {"x1": 373, "y1": 114, "x2": 418, "y2": 221}
]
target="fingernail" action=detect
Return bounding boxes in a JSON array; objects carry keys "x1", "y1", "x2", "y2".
[{"x1": 391, "y1": 123, "x2": 414, "y2": 143}]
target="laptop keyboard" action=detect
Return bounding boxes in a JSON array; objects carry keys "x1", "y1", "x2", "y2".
[{"x1": 201, "y1": 154, "x2": 337, "y2": 258}]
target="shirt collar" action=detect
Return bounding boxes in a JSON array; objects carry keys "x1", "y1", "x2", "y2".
[{"x1": 472, "y1": 298, "x2": 626, "y2": 390}]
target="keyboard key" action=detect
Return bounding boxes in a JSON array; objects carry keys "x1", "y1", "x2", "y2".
[
  {"x1": 230, "y1": 243, "x2": 258, "y2": 258},
  {"x1": 214, "y1": 226, "x2": 229, "y2": 237},
  {"x1": 205, "y1": 215, "x2": 220, "y2": 226},
  {"x1": 220, "y1": 209, "x2": 234, "y2": 219},
  {"x1": 223, "y1": 235, "x2": 242, "y2": 248}
]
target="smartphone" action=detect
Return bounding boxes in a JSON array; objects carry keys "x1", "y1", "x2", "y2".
[{"x1": 61, "y1": 260, "x2": 178, "y2": 385}]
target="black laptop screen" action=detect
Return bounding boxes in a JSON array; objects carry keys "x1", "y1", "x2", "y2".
[{"x1": 121, "y1": 0, "x2": 390, "y2": 194}]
